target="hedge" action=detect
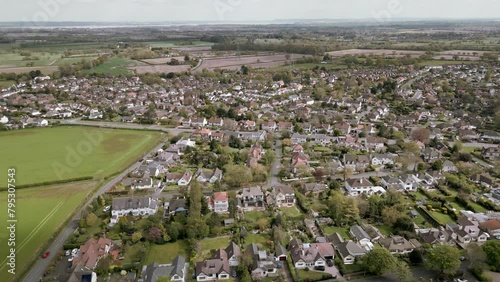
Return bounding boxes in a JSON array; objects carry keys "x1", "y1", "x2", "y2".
[
  {"x1": 471, "y1": 267, "x2": 493, "y2": 282},
  {"x1": 0, "y1": 176, "x2": 93, "y2": 191},
  {"x1": 417, "y1": 206, "x2": 441, "y2": 227}
]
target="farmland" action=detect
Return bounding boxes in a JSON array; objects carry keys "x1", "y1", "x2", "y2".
[
  {"x1": 326, "y1": 49, "x2": 425, "y2": 58},
  {"x1": 129, "y1": 64, "x2": 191, "y2": 74},
  {"x1": 196, "y1": 53, "x2": 309, "y2": 72},
  {"x1": 0, "y1": 181, "x2": 96, "y2": 282},
  {"x1": 0, "y1": 126, "x2": 164, "y2": 187}
]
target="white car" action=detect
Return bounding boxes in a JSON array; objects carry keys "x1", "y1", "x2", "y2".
[
  {"x1": 65, "y1": 250, "x2": 70, "y2": 256},
  {"x1": 103, "y1": 206, "x2": 111, "y2": 212}
]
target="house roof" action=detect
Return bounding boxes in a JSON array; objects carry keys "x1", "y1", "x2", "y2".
[
  {"x1": 480, "y1": 219, "x2": 500, "y2": 231},
  {"x1": 337, "y1": 241, "x2": 366, "y2": 259},
  {"x1": 112, "y1": 196, "x2": 156, "y2": 211},
  {"x1": 350, "y1": 225, "x2": 370, "y2": 241},
  {"x1": 379, "y1": 236, "x2": 416, "y2": 252},
  {"x1": 143, "y1": 255, "x2": 185, "y2": 282},
  {"x1": 214, "y1": 192, "x2": 228, "y2": 202}
]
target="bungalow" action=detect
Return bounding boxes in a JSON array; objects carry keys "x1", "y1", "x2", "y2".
[
  {"x1": 418, "y1": 227, "x2": 456, "y2": 247},
  {"x1": 302, "y1": 183, "x2": 327, "y2": 196},
  {"x1": 289, "y1": 238, "x2": 334, "y2": 269},
  {"x1": 207, "y1": 118, "x2": 224, "y2": 127},
  {"x1": 141, "y1": 255, "x2": 186, "y2": 282},
  {"x1": 378, "y1": 235, "x2": 420, "y2": 255},
  {"x1": 111, "y1": 196, "x2": 158, "y2": 226},
  {"x1": 213, "y1": 192, "x2": 229, "y2": 213},
  {"x1": 191, "y1": 117, "x2": 207, "y2": 128},
  {"x1": 337, "y1": 241, "x2": 366, "y2": 265},
  {"x1": 349, "y1": 225, "x2": 373, "y2": 251}
]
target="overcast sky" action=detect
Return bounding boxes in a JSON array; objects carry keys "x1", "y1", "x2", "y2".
[{"x1": 0, "y1": 0, "x2": 499, "y2": 23}]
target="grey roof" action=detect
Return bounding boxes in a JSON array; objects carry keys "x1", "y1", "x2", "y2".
[
  {"x1": 112, "y1": 196, "x2": 156, "y2": 211},
  {"x1": 328, "y1": 232, "x2": 344, "y2": 247},
  {"x1": 142, "y1": 255, "x2": 185, "y2": 282},
  {"x1": 275, "y1": 244, "x2": 287, "y2": 257},
  {"x1": 350, "y1": 225, "x2": 370, "y2": 241},
  {"x1": 337, "y1": 241, "x2": 366, "y2": 259}
]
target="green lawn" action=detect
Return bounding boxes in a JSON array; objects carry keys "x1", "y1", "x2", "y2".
[
  {"x1": 430, "y1": 211, "x2": 455, "y2": 225},
  {"x1": 322, "y1": 226, "x2": 350, "y2": 239},
  {"x1": 145, "y1": 240, "x2": 190, "y2": 264},
  {"x1": 279, "y1": 206, "x2": 303, "y2": 218},
  {"x1": 297, "y1": 269, "x2": 330, "y2": 281},
  {"x1": 0, "y1": 80, "x2": 15, "y2": 88},
  {"x1": 244, "y1": 233, "x2": 272, "y2": 249},
  {"x1": 0, "y1": 126, "x2": 164, "y2": 186},
  {"x1": 0, "y1": 182, "x2": 95, "y2": 282},
  {"x1": 244, "y1": 211, "x2": 265, "y2": 222},
  {"x1": 122, "y1": 242, "x2": 148, "y2": 264},
  {"x1": 195, "y1": 236, "x2": 232, "y2": 261}
]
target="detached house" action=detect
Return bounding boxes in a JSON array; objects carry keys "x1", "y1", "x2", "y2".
[
  {"x1": 72, "y1": 237, "x2": 114, "y2": 270},
  {"x1": 271, "y1": 185, "x2": 296, "y2": 207},
  {"x1": 237, "y1": 187, "x2": 265, "y2": 209},
  {"x1": 111, "y1": 197, "x2": 158, "y2": 226},
  {"x1": 289, "y1": 238, "x2": 334, "y2": 269},
  {"x1": 194, "y1": 168, "x2": 223, "y2": 184},
  {"x1": 195, "y1": 258, "x2": 230, "y2": 281},
  {"x1": 345, "y1": 178, "x2": 386, "y2": 197},
  {"x1": 479, "y1": 219, "x2": 500, "y2": 239},
  {"x1": 378, "y1": 235, "x2": 420, "y2": 255},
  {"x1": 213, "y1": 192, "x2": 229, "y2": 213},
  {"x1": 177, "y1": 171, "x2": 192, "y2": 186},
  {"x1": 141, "y1": 255, "x2": 186, "y2": 282},
  {"x1": 246, "y1": 243, "x2": 278, "y2": 280},
  {"x1": 337, "y1": 241, "x2": 366, "y2": 265}
]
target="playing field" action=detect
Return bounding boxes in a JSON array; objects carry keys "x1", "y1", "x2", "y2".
[
  {"x1": 0, "y1": 181, "x2": 96, "y2": 282},
  {"x1": 0, "y1": 126, "x2": 164, "y2": 187}
]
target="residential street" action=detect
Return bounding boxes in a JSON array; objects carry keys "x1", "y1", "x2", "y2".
[{"x1": 22, "y1": 138, "x2": 168, "y2": 282}]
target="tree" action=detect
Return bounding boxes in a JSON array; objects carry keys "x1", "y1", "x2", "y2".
[
  {"x1": 131, "y1": 232, "x2": 142, "y2": 243},
  {"x1": 425, "y1": 244, "x2": 461, "y2": 276},
  {"x1": 483, "y1": 240, "x2": 500, "y2": 271},
  {"x1": 431, "y1": 160, "x2": 443, "y2": 172},
  {"x1": 86, "y1": 212, "x2": 97, "y2": 227},
  {"x1": 465, "y1": 243, "x2": 486, "y2": 269},
  {"x1": 362, "y1": 247, "x2": 396, "y2": 275},
  {"x1": 145, "y1": 226, "x2": 166, "y2": 244},
  {"x1": 409, "y1": 249, "x2": 424, "y2": 264},
  {"x1": 411, "y1": 127, "x2": 430, "y2": 143},
  {"x1": 224, "y1": 164, "x2": 253, "y2": 188},
  {"x1": 382, "y1": 206, "x2": 401, "y2": 225},
  {"x1": 392, "y1": 260, "x2": 411, "y2": 282}
]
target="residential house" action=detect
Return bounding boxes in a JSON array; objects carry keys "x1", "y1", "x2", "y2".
[
  {"x1": 111, "y1": 197, "x2": 158, "y2": 225},
  {"x1": 141, "y1": 255, "x2": 186, "y2": 282},
  {"x1": 371, "y1": 154, "x2": 397, "y2": 166},
  {"x1": 177, "y1": 171, "x2": 192, "y2": 186},
  {"x1": 398, "y1": 174, "x2": 419, "y2": 191},
  {"x1": 195, "y1": 258, "x2": 230, "y2": 281},
  {"x1": 213, "y1": 192, "x2": 229, "y2": 213},
  {"x1": 237, "y1": 187, "x2": 265, "y2": 209},
  {"x1": 302, "y1": 183, "x2": 327, "y2": 196},
  {"x1": 275, "y1": 244, "x2": 288, "y2": 261},
  {"x1": 195, "y1": 168, "x2": 223, "y2": 184},
  {"x1": 72, "y1": 237, "x2": 113, "y2": 270},
  {"x1": 418, "y1": 227, "x2": 456, "y2": 247},
  {"x1": 246, "y1": 243, "x2": 278, "y2": 280},
  {"x1": 481, "y1": 147, "x2": 500, "y2": 161},
  {"x1": 191, "y1": 117, "x2": 207, "y2": 128},
  {"x1": 291, "y1": 152, "x2": 309, "y2": 174},
  {"x1": 457, "y1": 215, "x2": 480, "y2": 240},
  {"x1": 272, "y1": 185, "x2": 296, "y2": 207},
  {"x1": 349, "y1": 225, "x2": 373, "y2": 251},
  {"x1": 378, "y1": 235, "x2": 420, "y2": 255},
  {"x1": 165, "y1": 198, "x2": 187, "y2": 215},
  {"x1": 65, "y1": 270, "x2": 97, "y2": 282},
  {"x1": 248, "y1": 143, "x2": 265, "y2": 167},
  {"x1": 207, "y1": 118, "x2": 224, "y2": 127},
  {"x1": 289, "y1": 238, "x2": 334, "y2": 269},
  {"x1": 337, "y1": 241, "x2": 366, "y2": 265},
  {"x1": 479, "y1": 219, "x2": 500, "y2": 239},
  {"x1": 261, "y1": 121, "x2": 277, "y2": 131},
  {"x1": 442, "y1": 160, "x2": 457, "y2": 173},
  {"x1": 345, "y1": 178, "x2": 386, "y2": 197}
]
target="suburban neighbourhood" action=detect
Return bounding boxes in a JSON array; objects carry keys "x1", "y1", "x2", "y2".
[{"x1": 0, "y1": 17, "x2": 499, "y2": 282}]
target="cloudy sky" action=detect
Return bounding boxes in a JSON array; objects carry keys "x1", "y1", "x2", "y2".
[{"x1": 0, "y1": 0, "x2": 499, "y2": 22}]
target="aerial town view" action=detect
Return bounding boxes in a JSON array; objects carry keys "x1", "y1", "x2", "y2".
[{"x1": 0, "y1": 1, "x2": 499, "y2": 282}]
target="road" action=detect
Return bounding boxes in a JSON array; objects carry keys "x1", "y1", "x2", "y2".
[
  {"x1": 264, "y1": 138, "x2": 282, "y2": 188},
  {"x1": 60, "y1": 118, "x2": 194, "y2": 135},
  {"x1": 22, "y1": 138, "x2": 168, "y2": 282}
]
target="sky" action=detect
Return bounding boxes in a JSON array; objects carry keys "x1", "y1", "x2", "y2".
[{"x1": 0, "y1": 0, "x2": 499, "y2": 23}]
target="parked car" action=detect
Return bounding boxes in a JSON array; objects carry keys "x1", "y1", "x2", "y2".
[
  {"x1": 65, "y1": 250, "x2": 70, "y2": 256},
  {"x1": 327, "y1": 259, "x2": 334, "y2": 267},
  {"x1": 314, "y1": 265, "x2": 325, "y2": 271},
  {"x1": 41, "y1": 251, "x2": 50, "y2": 259}
]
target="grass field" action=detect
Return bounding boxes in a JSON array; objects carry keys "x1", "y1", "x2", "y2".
[
  {"x1": 145, "y1": 240, "x2": 190, "y2": 264},
  {"x1": 146, "y1": 41, "x2": 213, "y2": 48},
  {"x1": 279, "y1": 206, "x2": 303, "y2": 218},
  {"x1": 0, "y1": 181, "x2": 96, "y2": 282},
  {"x1": 81, "y1": 57, "x2": 138, "y2": 75},
  {"x1": 194, "y1": 236, "x2": 232, "y2": 261},
  {"x1": 0, "y1": 80, "x2": 15, "y2": 88},
  {"x1": 0, "y1": 126, "x2": 164, "y2": 186}
]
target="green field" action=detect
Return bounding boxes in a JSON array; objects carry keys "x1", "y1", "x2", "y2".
[
  {"x1": 194, "y1": 236, "x2": 232, "y2": 261},
  {"x1": 81, "y1": 57, "x2": 138, "y2": 75},
  {"x1": 0, "y1": 80, "x2": 15, "y2": 88},
  {"x1": 0, "y1": 126, "x2": 164, "y2": 186},
  {"x1": 146, "y1": 41, "x2": 214, "y2": 48},
  {"x1": 0, "y1": 181, "x2": 96, "y2": 282}
]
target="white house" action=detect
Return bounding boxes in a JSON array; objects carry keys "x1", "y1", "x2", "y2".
[
  {"x1": 213, "y1": 192, "x2": 229, "y2": 213},
  {"x1": 110, "y1": 197, "x2": 158, "y2": 226},
  {"x1": 177, "y1": 171, "x2": 192, "y2": 186},
  {"x1": 272, "y1": 185, "x2": 296, "y2": 207},
  {"x1": 345, "y1": 178, "x2": 386, "y2": 196}
]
